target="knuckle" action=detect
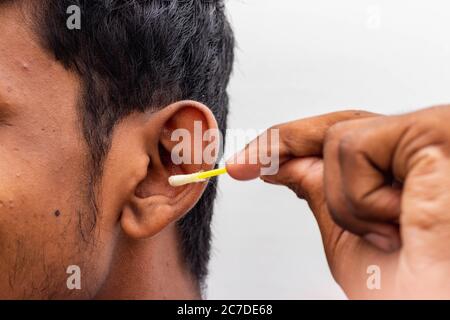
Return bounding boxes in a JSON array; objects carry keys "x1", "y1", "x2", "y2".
[
  {"x1": 403, "y1": 206, "x2": 443, "y2": 230},
  {"x1": 337, "y1": 134, "x2": 358, "y2": 160},
  {"x1": 328, "y1": 206, "x2": 347, "y2": 229},
  {"x1": 337, "y1": 132, "x2": 368, "y2": 170},
  {"x1": 325, "y1": 121, "x2": 361, "y2": 152},
  {"x1": 351, "y1": 204, "x2": 372, "y2": 220},
  {"x1": 403, "y1": 171, "x2": 450, "y2": 230},
  {"x1": 325, "y1": 122, "x2": 346, "y2": 145},
  {"x1": 413, "y1": 145, "x2": 447, "y2": 168},
  {"x1": 327, "y1": 195, "x2": 367, "y2": 235},
  {"x1": 344, "y1": 186, "x2": 369, "y2": 216}
]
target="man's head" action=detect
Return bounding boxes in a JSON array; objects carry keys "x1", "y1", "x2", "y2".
[{"x1": 0, "y1": 0, "x2": 233, "y2": 299}]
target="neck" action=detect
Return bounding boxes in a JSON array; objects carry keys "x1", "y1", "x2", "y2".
[{"x1": 95, "y1": 224, "x2": 200, "y2": 299}]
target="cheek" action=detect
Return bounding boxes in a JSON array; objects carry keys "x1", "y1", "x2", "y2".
[{"x1": 0, "y1": 140, "x2": 113, "y2": 298}]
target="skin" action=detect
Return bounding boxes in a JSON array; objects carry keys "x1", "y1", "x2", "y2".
[
  {"x1": 0, "y1": 3, "x2": 216, "y2": 299},
  {"x1": 4, "y1": 2, "x2": 448, "y2": 301},
  {"x1": 227, "y1": 107, "x2": 450, "y2": 299}
]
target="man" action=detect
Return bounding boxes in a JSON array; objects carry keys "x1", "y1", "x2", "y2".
[
  {"x1": 227, "y1": 107, "x2": 450, "y2": 299},
  {"x1": 0, "y1": 0, "x2": 233, "y2": 299}
]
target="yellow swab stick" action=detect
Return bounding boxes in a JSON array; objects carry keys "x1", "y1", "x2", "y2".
[{"x1": 168, "y1": 167, "x2": 228, "y2": 187}]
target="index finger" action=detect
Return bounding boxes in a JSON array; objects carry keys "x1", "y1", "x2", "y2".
[{"x1": 225, "y1": 110, "x2": 377, "y2": 180}]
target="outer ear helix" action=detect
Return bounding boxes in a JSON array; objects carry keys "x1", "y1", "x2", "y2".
[{"x1": 120, "y1": 101, "x2": 220, "y2": 239}]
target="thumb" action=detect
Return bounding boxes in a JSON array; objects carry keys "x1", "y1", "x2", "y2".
[
  {"x1": 401, "y1": 146, "x2": 450, "y2": 267},
  {"x1": 226, "y1": 110, "x2": 378, "y2": 181}
]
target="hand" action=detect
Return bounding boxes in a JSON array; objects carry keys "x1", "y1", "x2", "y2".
[{"x1": 226, "y1": 106, "x2": 450, "y2": 299}]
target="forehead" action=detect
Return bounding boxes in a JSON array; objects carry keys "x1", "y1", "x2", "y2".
[
  {"x1": 0, "y1": 3, "x2": 79, "y2": 113},
  {"x1": 0, "y1": 3, "x2": 84, "y2": 157}
]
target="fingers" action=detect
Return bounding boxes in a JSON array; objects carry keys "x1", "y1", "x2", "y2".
[
  {"x1": 261, "y1": 157, "x2": 342, "y2": 262},
  {"x1": 339, "y1": 123, "x2": 402, "y2": 222},
  {"x1": 262, "y1": 157, "x2": 325, "y2": 209},
  {"x1": 226, "y1": 108, "x2": 410, "y2": 253},
  {"x1": 323, "y1": 116, "x2": 408, "y2": 252},
  {"x1": 261, "y1": 156, "x2": 396, "y2": 290},
  {"x1": 226, "y1": 110, "x2": 377, "y2": 181}
]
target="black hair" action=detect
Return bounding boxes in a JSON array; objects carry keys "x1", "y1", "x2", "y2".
[{"x1": 33, "y1": 0, "x2": 234, "y2": 287}]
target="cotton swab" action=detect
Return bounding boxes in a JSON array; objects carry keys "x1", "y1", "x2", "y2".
[{"x1": 168, "y1": 167, "x2": 228, "y2": 187}]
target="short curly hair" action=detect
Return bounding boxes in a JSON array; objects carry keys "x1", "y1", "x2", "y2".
[{"x1": 32, "y1": 0, "x2": 234, "y2": 287}]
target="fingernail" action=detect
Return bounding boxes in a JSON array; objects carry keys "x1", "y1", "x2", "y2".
[{"x1": 364, "y1": 233, "x2": 401, "y2": 253}]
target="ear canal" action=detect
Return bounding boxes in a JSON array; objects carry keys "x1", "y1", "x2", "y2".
[{"x1": 134, "y1": 155, "x2": 179, "y2": 200}]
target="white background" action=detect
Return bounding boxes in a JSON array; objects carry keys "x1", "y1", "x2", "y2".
[{"x1": 206, "y1": 0, "x2": 450, "y2": 299}]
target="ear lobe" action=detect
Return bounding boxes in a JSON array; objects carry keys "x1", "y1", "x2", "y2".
[
  {"x1": 120, "y1": 100, "x2": 220, "y2": 239},
  {"x1": 121, "y1": 196, "x2": 174, "y2": 239}
]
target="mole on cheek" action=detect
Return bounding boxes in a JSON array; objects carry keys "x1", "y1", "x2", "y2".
[{"x1": 54, "y1": 210, "x2": 61, "y2": 217}]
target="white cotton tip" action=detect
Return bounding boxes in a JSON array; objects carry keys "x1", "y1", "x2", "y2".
[{"x1": 168, "y1": 173, "x2": 205, "y2": 187}]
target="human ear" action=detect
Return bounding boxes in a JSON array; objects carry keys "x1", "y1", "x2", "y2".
[{"x1": 120, "y1": 100, "x2": 220, "y2": 239}]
